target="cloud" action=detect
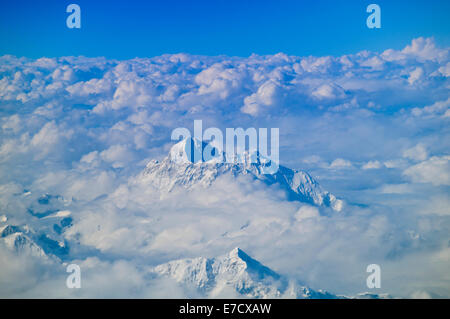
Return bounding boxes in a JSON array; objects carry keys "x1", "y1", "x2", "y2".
[
  {"x1": 437, "y1": 62, "x2": 450, "y2": 77},
  {"x1": 295, "y1": 205, "x2": 320, "y2": 221},
  {"x1": 241, "y1": 80, "x2": 283, "y2": 116},
  {"x1": 312, "y1": 83, "x2": 345, "y2": 100},
  {"x1": 403, "y1": 144, "x2": 428, "y2": 161},
  {"x1": 402, "y1": 37, "x2": 448, "y2": 62},
  {"x1": 329, "y1": 158, "x2": 353, "y2": 169},
  {"x1": 412, "y1": 98, "x2": 450, "y2": 118},
  {"x1": 404, "y1": 156, "x2": 450, "y2": 186},
  {"x1": 382, "y1": 37, "x2": 448, "y2": 63},
  {"x1": 196, "y1": 63, "x2": 247, "y2": 99},
  {"x1": 66, "y1": 77, "x2": 113, "y2": 97},
  {"x1": 0, "y1": 37, "x2": 449, "y2": 298},
  {"x1": 379, "y1": 183, "x2": 418, "y2": 194},
  {"x1": 99, "y1": 144, "x2": 135, "y2": 168},
  {"x1": 408, "y1": 67, "x2": 424, "y2": 85},
  {"x1": 362, "y1": 160, "x2": 383, "y2": 170},
  {"x1": 300, "y1": 56, "x2": 335, "y2": 73}
]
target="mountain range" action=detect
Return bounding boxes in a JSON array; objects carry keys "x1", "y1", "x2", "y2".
[
  {"x1": 150, "y1": 247, "x2": 339, "y2": 298},
  {"x1": 139, "y1": 137, "x2": 343, "y2": 211},
  {"x1": 0, "y1": 138, "x2": 389, "y2": 298}
]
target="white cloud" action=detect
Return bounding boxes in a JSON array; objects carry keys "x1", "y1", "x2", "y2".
[
  {"x1": 437, "y1": 62, "x2": 450, "y2": 77},
  {"x1": 380, "y1": 183, "x2": 414, "y2": 194},
  {"x1": 241, "y1": 80, "x2": 282, "y2": 116},
  {"x1": 300, "y1": 56, "x2": 334, "y2": 73},
  {"x1": 362, "y1": 160, "x2": 383, "y2": 170},
  {"x1": 66, "y1": 77, "x2": 113, "y2": 97},
  {"x1": 312, "y1": 83, "x2": 345, "y2": 100},
  {"x1": 403, "y1": 144, "x2": 428, "y2": 161},
  {"x1": 329, "y1": 158, "x2": 353, "y2": 169},
  {"x1": 418, "y1": 195, "x2": 450, "y2": 216},
  {"x1": 360, "y1": 56, "x2": 385, "y2": 70},
  {"x1": 100, "y1": 144, "x2": 135, "y2": 168},
  {"x1": 302, "y1": 155, "x2": 323, "y2": 165},
  {"x1": 196, "y1": 63, "x2": 246, "y2": 99},
  {"x1": 404, "y1": 156, "x2": 450, "y2": 186},
  {"x1": 412, "y1": 98, "x2": 450, "y2": 118},
  {"x1": 408, "y1": 67, "x2": 424, "y2": 85},
  {"x1": 383, "y1": 159, "x2": 408, "y2": 169},
  {"x1": 382, "y1": 37, "x2": 448, "y2": 63},
  {"x1": 1, "y1": 114, "x2": 21, "y2": 133},
  {"x1": 402, "y1": 37, "x2": 448, "y2": 62},
  {"x1": 295, "y1": 205, "x2": 320, "y2": 221}
]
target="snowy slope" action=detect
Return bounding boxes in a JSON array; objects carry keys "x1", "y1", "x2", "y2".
[
  {"x1": 1, "y1": 224, "x2": 47, "y2": 258},
  {"x1": 139, "y1": 138, "x2": 343, "y2": 211},
  {"x1": 151, "y1": 247, "x2": 339, "y2": 298},
  {"x1": 0, "y1": 192, "x2": 73, "y2": 260},
  {"x1": 0, "y1": 222, "x2": 69, "y2": 260}
]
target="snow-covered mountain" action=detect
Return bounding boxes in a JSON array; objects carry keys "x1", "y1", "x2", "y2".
[
  {"x1": 0, "y1": 193, "x2": 72, "y2": 261},
  {"x1": 1, "y1": 224, "x2": 47, "y2": 258},
  {"x1": 0, "y1": 221, "x2": 70, "y2": 260},
  {"x1": 139, "y1": 138, "x2": 343, "y2": 211},
  {"x1": 0, "y1": 180, "x2": 392, "y2": 299},
  {"x1": 151, "y1": 247, "x2": 339, "y2": 298},
  {"x1": 0, "y1": 139, "x2": 351, "y2": 298}
]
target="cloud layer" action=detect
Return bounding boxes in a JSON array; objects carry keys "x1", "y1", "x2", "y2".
[{"x1": 0, "y1": 37, "x2": 449, "y2": 298}]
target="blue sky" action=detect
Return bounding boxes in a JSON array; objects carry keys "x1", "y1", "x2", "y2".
[{"x1": 1, "y1": 0, "x2": 449, "y2": 59}]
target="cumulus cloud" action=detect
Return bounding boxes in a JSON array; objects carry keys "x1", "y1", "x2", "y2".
[
  {"x1": 295, "y1": 205, "x2": 320, "y2": 221},
  {"x1": 329, "y1": 158, "x2": 353, "y2": 169},
  {"x1": 408, "y1": 67, "x2": 424, "y2": 85},
  {"x1": 404, "y1": 156, "x2": 450, "y2": 186},
  {"x1": 382, "y1": 37, "x2": 448, "y2": 62},
  {"x1": 402, "y1": 37, "x2": 448, "y2": 62},
  {"x1": 403, "y1": 144, "x2": 428, "y2": 161},
  {"x1": 312, "y1": 83, "x2": 345, "y2": 100},
  {"x1": 99, "y1": 144, "x2": 136, "y2": 168},
  {"x1": 241, "y1": 80, "x2": 283, "y2": 116},
  {"x1": 412, "y1": 98, "x2": 450, "y2": 118},
  {"x1": 379, "y1": 183, "x2": 414, "y2": 194},
  {"x1": 436, "y1": 62, "x2": 450, "y2": 77},
  {"x1": 362, "y1": 160, "x2": 383, "y2": 170}
]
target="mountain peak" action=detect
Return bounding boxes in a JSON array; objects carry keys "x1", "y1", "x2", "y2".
[
  {"x1": 227, "y1": 247, "x2": 281, "y2": 281},
  {"x1": 169, "y1": 137, "x2": 223, "y2": 164},
  {"x1": 229, "y1": 246, "x2": 244, "y2": 257},
  {"x1": 141, "y1": 139, "x2": 344, "y2": 211},
  {"x1": 151, "y1": 248, "x2": 337, "y2": 298},
  {"x1": 228, "y1": 247, "x2": 261, "y2": 266}
]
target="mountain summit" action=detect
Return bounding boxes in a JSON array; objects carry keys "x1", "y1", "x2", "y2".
[
  {"x1": 140, "y1": 138, "x2": 343, "y2": 211},
  {"x1": 151, "y1": 247, "x2": 338, "y2": 298}
]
